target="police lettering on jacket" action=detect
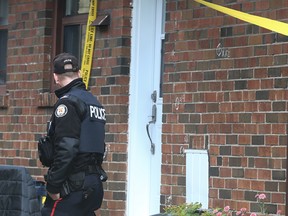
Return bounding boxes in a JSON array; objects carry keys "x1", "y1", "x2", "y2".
[
  {"x1": 89, "y1": 105, "x2": 106, "y2": 121},
  {"x1": 63, "y1": 88, "x2": 106, "y2": 154}
]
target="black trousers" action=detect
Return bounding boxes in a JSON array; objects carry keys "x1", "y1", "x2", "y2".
[{"x1": 41, "y1": 174, "x2": 103, "y2": 216}]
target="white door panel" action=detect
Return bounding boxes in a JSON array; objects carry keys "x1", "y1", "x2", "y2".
[{"x1": 127, "y1": 0, "x2": 164, "y2": 215}]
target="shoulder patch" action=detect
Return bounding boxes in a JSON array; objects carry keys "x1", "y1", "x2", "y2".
[{"x1": 55, "y1": 104, "x2": 68, "y2": 118}]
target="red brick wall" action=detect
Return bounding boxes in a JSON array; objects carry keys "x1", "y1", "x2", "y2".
[
  {"x1": 4, "y1": 0, "x2": 130, "y2": 215},
  {"x1": 3, "y1": 0, "x2": 287, "y2": 215},
  {"x1": 162, "y1": 0, "x2": 287, "y2": 214},
  {"x1": 94, "y1": 1, "x2": 131, "y2": 215},
  {"x1": 3, "y1": 0, "x2": 53, "y2": 177}
]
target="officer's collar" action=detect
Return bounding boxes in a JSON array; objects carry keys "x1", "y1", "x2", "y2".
[{"x1": 55, "y1": 78, "x2": 86, "y2": 98}]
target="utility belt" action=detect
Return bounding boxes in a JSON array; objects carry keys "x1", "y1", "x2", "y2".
[
  {"x1": 60, "y1": 165, "x2": 107, "y2": 198},
  {"x1": 85, "y1": 165, "x2": 108, "y2": 182}
]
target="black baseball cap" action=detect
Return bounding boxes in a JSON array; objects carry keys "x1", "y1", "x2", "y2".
[{"x1": 53, "y1": 53, "x2": 80, "y2": 74}]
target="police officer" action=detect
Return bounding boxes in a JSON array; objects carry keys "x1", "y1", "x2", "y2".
[{"x1": 41, "y1": 53, "x2": 107, "y2": 216}]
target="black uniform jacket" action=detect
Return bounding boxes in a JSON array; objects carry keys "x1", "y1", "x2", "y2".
[{"x1": 46, "y1": 78, "x2": 87, "y2": 194}]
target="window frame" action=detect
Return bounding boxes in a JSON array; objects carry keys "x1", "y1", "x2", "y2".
[
  {"x1": 0, "y1": 0, "x2": 8, "y2": 94},
  {"x1": 51, "y1": 0, "x2": 88, "y2": 91}
]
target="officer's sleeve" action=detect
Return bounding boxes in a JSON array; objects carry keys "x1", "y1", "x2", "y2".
[{"x1": 46, "y1": 98, "x2": 82, "y2": 194}]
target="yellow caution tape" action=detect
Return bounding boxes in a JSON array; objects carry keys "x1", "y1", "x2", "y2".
[
  {"x1": 194, "y1": 0, "x2": 288, "y2": 36},
  {"x1": 81, "y1": 0, "x2": 97, "y2": 89},
  {"x1": 42, "y1": 196, "x2": 46, "y2": 204}
]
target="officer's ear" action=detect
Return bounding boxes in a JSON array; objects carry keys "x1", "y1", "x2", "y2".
[{"x1": 53, "y1": 73, "x2": 59, "y2": 85}]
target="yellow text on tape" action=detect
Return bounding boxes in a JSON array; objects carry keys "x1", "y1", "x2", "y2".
[
  {"x1": 81, "y1": 0, "x2": 97, "y2": 89},
  {"x1": 194, "y1": 0, "x2": 288, "y2": 36}
]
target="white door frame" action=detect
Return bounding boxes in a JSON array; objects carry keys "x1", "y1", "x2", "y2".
[{"x1": 127, "y1": 0, "x2": 164, "y2": 215}]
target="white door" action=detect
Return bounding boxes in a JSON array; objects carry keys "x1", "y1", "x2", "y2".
[{"x1": 127, "y1": 0, "x2": 164, "y2": 215}]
